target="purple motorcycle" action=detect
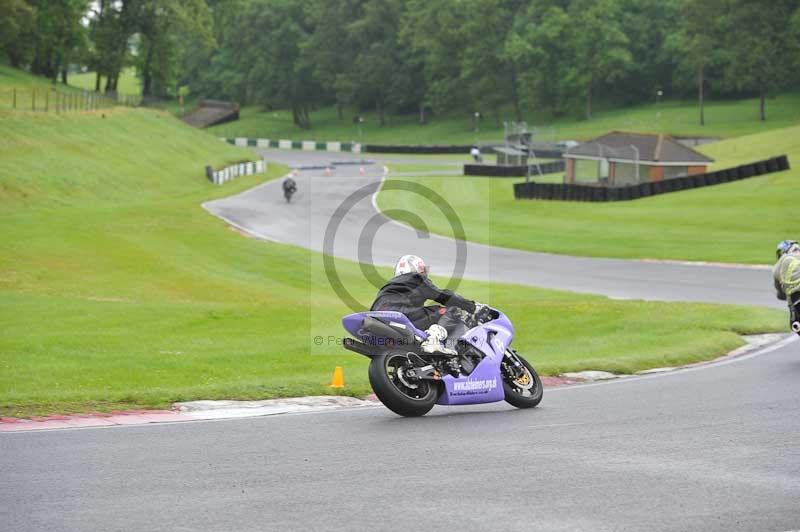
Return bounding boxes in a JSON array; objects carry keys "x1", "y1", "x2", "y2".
[{"x1": 342, "y1": 306, "x2": 542, "y2": 417}]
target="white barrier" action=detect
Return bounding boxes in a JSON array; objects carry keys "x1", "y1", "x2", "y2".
[
  {"x1": 209, "y1": 159, "x2": 267, "y2": 186},
  {"x1": 222, "y1": 136, "x2": 361, "y2": 153}
]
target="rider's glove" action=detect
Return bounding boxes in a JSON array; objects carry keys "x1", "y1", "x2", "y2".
[{"x1": 473, "y1": 302, "x2": 489, "y2": 317}]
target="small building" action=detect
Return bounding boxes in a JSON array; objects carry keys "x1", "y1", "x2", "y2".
[{"x1": 564, "y1": 132, "x2": 714, "y2": 187}]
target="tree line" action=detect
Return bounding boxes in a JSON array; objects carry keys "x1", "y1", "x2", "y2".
[{"x1": 2, "y1": 0, "x2": 799, "y2": 127}]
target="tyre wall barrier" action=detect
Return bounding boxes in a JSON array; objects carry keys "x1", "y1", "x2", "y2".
[
  {"x1": 464, "y1": 160, "x2": 565, "y2": 177},
  {"x1": 514, "y1": 155, "x2": 790, "y2": 201},
  {"x1": 364, "y1": 145, "x2": 564, "y2": 157},
  {"x1": 205, "y1": 159, "x2": 267, "y2": 186},
  {"x1": 224, "y1": 137, "x2": 362, "y2": 153},
  {"x1": 528, "y1": 149, "x2": 564, "y2": 159},
  {"x1": 364, "y1": 144, "x2": 472, "y2": 154}
]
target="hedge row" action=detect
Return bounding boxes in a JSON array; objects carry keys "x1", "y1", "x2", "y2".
[
  {"x1": 465, "y1": 159, "x2": 565, "y2": 177},
  {"x1": 513, "y1": 155, "x2": 790, "y2": 202}
]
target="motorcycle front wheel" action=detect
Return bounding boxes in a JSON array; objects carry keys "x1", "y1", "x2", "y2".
[
  {"x1": 368, "y1": 352, "x2": 440, "y2": 417},
  {"x1": 502, "y1": 350, "x2": 543, "y2": 409}
]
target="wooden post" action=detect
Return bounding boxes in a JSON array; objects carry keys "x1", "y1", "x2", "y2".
[
  {"x1": 32, "y1": 88, "x2": 36, "y2": 111},
  {"x1": 45, "y1": 89, "x2": 49, "y2": 112},
  {"x1": 12, "y1": 87, "x2": 16, "y2": 109}
]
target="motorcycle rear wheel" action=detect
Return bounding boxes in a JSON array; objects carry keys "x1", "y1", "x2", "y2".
[
  {"x1": 368, "y1": 352, "x2": 440, "y2": 417},
  {"x1": 502, "y1": 351, "x2": 543, "y2": 409}
]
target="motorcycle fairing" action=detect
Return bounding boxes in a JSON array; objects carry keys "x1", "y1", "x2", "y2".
[
  {"x1": 436, "y1": 313, "x2": 511, "y2": 405},
  {"x1": 342, "y1": 311, "x2": 428, "y2": 341}
]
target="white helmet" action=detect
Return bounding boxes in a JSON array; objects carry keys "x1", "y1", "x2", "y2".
[{"x1": 394, "y1": 255, "x2": 428, "y2": 277}]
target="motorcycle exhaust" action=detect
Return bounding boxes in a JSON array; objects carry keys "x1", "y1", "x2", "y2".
[
  {"x1": 792, "y1": 321, "x2": 800, "y2": 333},
  {"x1": 360, "y1": 316, "x2": 415, "y2": 345}
]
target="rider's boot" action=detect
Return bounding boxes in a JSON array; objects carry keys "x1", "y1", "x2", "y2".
[{"x1": 421, "y1": 324, "x2": 457, "y2": 356}]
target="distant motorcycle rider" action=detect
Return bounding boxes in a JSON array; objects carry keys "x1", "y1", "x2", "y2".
[
  {"x1": 773, "y1": 240, "x2": 800, "y2": 333},
  {"x1": 282, "y1": 176, "x2": 297, "y2": 203},
  {"x1": 371, "y1": 255, "x2": 479, "y2": 355}
]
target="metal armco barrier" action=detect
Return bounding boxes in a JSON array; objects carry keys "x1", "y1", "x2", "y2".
[
  {"x1": 225, "y1": 137, "x2": 360, "y2": 153},
  {"x1": 514, "y1": 155, "x2": 790, "y2": 202},
  {"x1": 206, "y1": 160, "x2": 266, "y2": 185}
]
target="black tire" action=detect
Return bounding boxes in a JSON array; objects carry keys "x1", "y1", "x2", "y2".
[
  {"x1": 502, "y1": 352, "x2": 543, "y2": 409},
  {"x1": 368, "y1": 352, "x2": 440, "y2": 417}
]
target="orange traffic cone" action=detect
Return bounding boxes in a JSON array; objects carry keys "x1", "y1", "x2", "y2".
[
  {"x1": 324, "y1": 167, "x2": 332, "y2": 176},
  {"x1": 330, "y1": 366, "x2": 345, "y2": 388}
]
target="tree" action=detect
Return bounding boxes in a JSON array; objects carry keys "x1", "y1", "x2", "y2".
[
  {"x1": 135, "y1": 0, "x2": 214, "y2": 99},
  {"x1": 179, "y1": 0, "x2": 249, "y2": 102},
  {"x1": 346, "y1": 0, "x2": 407, "y2": 126},
  {"x1": 27, "y1": 0, "x2": 88, "y2": 83},
  {"x1": 401, "y1": 0, "x2": 469, "y2": 117},
  {"x1": 88, "y1": 0, "x2": 137, "y2": 93},
  {"x1": 301, "y1": 0, "x2": 362, "y2": 120},
  {"x1": 236, "y1": 0, "x2": 321, "y2": 128},
  {"x1": 614, "y1": 0, "x2": 680, "y2": 105},
  {"x1": 566, "y1": 0, "x2": 633, "y2": 120},
  {"x1": 724, "y1": 0, "x2": 800, "y2": 121},
  {"x1": 671, "y1": 0, "x2": 727, "y2": 125},
  {"x1": 458, "y1": 0, "x2": 524, "y2": 125},
  {"x1": 506, "y1": 0, "x2": 573, "y2": 118},
  {"x1": 0, "y1": 0, "x2": 36, "y2": 68}
]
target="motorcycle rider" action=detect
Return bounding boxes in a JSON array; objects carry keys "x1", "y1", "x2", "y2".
[
  {"x1": 282, "y1": 176, "x2": 297, "y2": 202},
  {"x1": 774, "y1": 240, "x2": 800, "y2": 333},
  {"x1": 370, "y1": 255, "x2": 479, "y2": 355}
]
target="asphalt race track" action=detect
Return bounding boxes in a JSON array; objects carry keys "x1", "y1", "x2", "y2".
[
  {"x1": 205, "y1": 149, "x2": 780, "y2": 309},
  {"x1": 3, "y1": 149, "x2": 797, "y2": 532}
]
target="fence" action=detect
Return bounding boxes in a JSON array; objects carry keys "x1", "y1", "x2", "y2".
[
  {"x1": 513, "y1": 155, "x2": 790, "y2": 202},
  {"x1": 464, "y1": 159, "x2": 565, "y2": 177},
  {"x1": 0, "y1": 86, "x2": 140, "y2": 112}
]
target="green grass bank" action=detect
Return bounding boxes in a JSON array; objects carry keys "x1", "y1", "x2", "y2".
[
  {"x1": 209, "y1": 93, "x2": 800, "y2": 144},
  {"x1": 0, "y1": 98, "x2": 785, "y2": 417}
]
